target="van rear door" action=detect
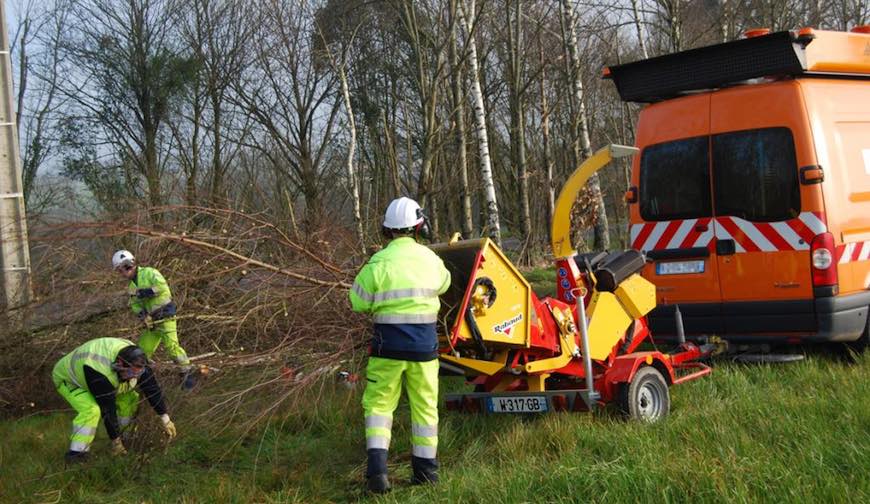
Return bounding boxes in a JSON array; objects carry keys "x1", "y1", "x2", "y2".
[
  {"x1": 709, "y1": 83, "x2": 823, "y2": 334},
  {"x1": 631, "y1": 94, "x2": 722, "y2": 335}
]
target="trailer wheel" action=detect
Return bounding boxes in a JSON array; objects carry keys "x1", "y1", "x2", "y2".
[{"x1": 618, "y1": 366, "x2": 669, "y2": 422}]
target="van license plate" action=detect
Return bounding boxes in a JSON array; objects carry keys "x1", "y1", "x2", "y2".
[
  {"x1": 487, "y1": 396, "x2": 548, "y2": 413},
  {"x1": 656, "y1": 260, "x2": 705, "y2": 275}
]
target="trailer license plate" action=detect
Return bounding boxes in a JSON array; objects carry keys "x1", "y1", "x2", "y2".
[
  {"x1": 656, "y1": 260, "x2": 704, "y2": 275},
  {"x1": 487, "y1": 396, "x2": 548, "y2": 413}
]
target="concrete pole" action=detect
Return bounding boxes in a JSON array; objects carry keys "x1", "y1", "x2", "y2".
[{"x1": 0, "y1": 1, "x2": 33, "y2": 328}]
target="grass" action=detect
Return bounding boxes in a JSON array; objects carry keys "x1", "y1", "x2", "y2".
[
  {"x1": 3, "y1": 269, "x2": 868, "y2": 503},
  {"x1": 524, "y1": 267, "x2": 557, "y2": 299},
  {"x1": 2, "y1": 353, "x2": 868, "y2": 503}
]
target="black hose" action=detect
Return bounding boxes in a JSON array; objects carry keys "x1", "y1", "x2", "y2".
[{"x1": 465, "y1": 305, "x2": 490, "y2": 359}]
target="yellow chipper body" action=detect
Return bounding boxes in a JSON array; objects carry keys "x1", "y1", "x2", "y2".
[{"x1": 432, "y1": 145, "x2": 713, "y2": 420}]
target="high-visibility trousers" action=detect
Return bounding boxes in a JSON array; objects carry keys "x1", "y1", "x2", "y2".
[
  {"x1": 139, "y1": 318, "x2": 190, "y2": 366},
  {"x1": 54, "y1": 381, "x2": 139, "y2": 453},
  {"x1": 362, "y1": 357, "x2": 438, "y2": 460}
]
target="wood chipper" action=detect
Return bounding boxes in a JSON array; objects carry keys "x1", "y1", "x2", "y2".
[{"x1": 431, "y1": 145, "x2": 714, "y2": 421}]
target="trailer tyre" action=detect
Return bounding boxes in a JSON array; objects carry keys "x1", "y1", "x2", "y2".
[{"x1": 618, "y1": 366, "x2": 669, "y2": 422}]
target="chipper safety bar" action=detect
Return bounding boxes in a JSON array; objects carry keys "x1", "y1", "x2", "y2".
[{"x1": 431, "y1": 145, "x2": 715, "y2": 421}]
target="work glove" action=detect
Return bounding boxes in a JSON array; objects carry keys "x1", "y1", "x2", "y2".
[
  {"x1": 160, "y1": 414, "x2": 177, "y2": 440},
  {"x1": 111, "y1": 438, "x2": 127, "y2": 456},
  {"x1": 136, "y1": 287, "x2": 157, "y2": 299}
]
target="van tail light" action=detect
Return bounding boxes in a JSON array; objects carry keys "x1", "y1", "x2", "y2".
[{"x1": 810, "y1": 232, "x2": 838, "y2": 289}]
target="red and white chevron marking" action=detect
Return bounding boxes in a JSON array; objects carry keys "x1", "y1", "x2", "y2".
[
  {"x1": 630, "y1": 212, "x2": 827, "y2": 252},
  {"x1": 630, "y1": 217, "x2": 715, "y2": 252},
  {"x1": 838, "y1": 241, "x2": 870, "y2": 264}
]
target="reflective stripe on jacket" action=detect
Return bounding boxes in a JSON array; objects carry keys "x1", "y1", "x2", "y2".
[
  {"x1": 52, "y1": 337, "x2": 135, "y2": 390},
  {"x1": 350, "y1": 237, "x2": 451, "y2": 359},
  {"x1": 129, "y1": 267, "x2": 174, "y2": 317}
]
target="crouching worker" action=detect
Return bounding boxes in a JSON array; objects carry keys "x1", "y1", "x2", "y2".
[
  {"x1": 349, "y1": 197, "x2": 451, "y2": 493},
  {"x1": 52, "y1": 337, "x2": 177, "y2": 463},
  {"x1": 112, "y1": 250, "x2": 196, "y2": 390}
]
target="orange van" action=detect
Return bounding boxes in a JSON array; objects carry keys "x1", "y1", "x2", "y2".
[{"x1": 608, "y1": 28, "x2": 870, "y2": 345}]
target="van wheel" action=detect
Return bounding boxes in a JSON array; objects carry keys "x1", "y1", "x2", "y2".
[{"x1": 618, "y1": 366, "x2": 670, "y2": 422}]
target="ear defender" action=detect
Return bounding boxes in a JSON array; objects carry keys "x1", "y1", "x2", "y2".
[{"x1": 415, "y1": 208, "x2": 432, "y2": 241}]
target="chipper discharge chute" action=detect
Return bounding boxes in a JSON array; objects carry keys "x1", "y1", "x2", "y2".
[{"x1": 431, "y1": 145, "x2": 714, "y2": 421}]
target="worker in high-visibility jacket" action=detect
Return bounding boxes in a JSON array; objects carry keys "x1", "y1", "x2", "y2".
[
  {"x1": 349, "y1": 197, "x2": 451, "y2": 494},
  {"x1": 52, "y1": 337, "x2": 177, "y2": 463},
  {"x1": 112, "y1": 250, "x2": 196, "y2": 390}
]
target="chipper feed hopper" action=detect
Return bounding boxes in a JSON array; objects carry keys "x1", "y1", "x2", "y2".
[{"x1": 432, "y1": 145, "x2": 713, "y2": 421}]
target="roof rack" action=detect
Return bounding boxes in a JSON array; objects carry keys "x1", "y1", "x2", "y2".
[{"x1": 606, "y1": 29, "x2": 870, "y2": 103}]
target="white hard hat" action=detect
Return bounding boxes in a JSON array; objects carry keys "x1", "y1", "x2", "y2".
[
  {"x1": 112, "y1": 250, "x2": 136, "y2": 270},
  {"x1": 383, "y1": 197, "x2": 424, "y2": 230}
]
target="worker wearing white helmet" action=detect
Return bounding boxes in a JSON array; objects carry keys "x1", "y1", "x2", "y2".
[
  {"x1": 349, "y1": 197, "x2": 451, "y2": 493},
  {"x1": 112, "y1": 250, "x2": 196, "y2": 390}
]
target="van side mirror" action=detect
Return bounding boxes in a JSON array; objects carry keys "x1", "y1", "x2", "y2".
[{"x1": 799, "y1": 165, "x2": 824, "y2": 185}]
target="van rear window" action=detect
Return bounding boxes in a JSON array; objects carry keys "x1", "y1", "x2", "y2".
[
  {"x1": 712, "y1": 128, "x2": 800, "y2": 221},
  {"x1": 640, "y1": 137, "x2": 711, "y2": 221}
]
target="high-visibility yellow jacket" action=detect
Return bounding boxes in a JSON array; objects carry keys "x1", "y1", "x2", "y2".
[
  {"x1": 129, "y1": 266, "x2": 176, "y2": 320},
  {"x1": 52, "y1": 337, "x2": 134, "y2": 390},
  {"x1": 350, "y1": 237, "x2": 451, "y2": 360}
]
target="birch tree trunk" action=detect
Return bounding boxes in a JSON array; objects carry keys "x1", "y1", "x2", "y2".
[
  {"x1": 561, "y1": 0, "x2": 610, "y2": 250},
  {"x1": 338, "y1": 58, "x2": 365, "y2": 253},
  {"x1": 450, "y1": 0, "x2": 474, "y2": 237},
  {"x1": 630, "y1": 0, "x2": 649, "y2": 58},
  {"x1": 539, "y1": 44, "x2": 555, "y2": 242},
  {"x1": 460, "y1": 0, "x2": 501, "y2": 246}
]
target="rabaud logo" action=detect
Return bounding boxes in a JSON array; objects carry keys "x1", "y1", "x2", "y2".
[{"x1": 493, "y1": 313, "x2": 523, "y2": 337}]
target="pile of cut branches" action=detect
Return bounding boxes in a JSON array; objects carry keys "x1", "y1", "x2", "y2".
[{"x1": 2, "y1": 206, "x2": 373, "y2": 433}]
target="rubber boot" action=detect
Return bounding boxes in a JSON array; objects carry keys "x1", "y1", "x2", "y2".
[
  {"x1": 64, "y1": 450, "x2": 89, "y2": 464},
  {"x1": 366, "y1": 449, "x2": 391, "y2": 494},
  {"x1": 410, "y1": 456, "x2": 439, "y2": 485}
]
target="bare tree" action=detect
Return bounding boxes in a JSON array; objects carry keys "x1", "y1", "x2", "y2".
[
  {"x1": 12, "y1": 0, "x2": 67, "y2": 205},
  {"x1": 538, "y1": 41, "x2": 556, "y2": 242},
  {"x1": 235, "y1": 0, "x2": 341, "y2": 224},
  {"x1": 460, "y1": 0, "x2": 501, "y2": 246},
  {"x1": 828, "y1": 0, "x2": 869, "y2": 30},
  {"x1": 561, "y1": 0, "x2": 609, "y2": 250},
  {"x1": 316, "y1": 17, "x2": 366, "y2": 252},
  {"x1": 175, "y1": 0, "x2": 254, "y2": 208},
  {"x1": 391, "y1": 0, "x2": 454, "y2": 217},
  {"x1": 449, "y1": 0, "x2": 474, "y2": 237},
  {"x1": 630, "y1": 0, "x2": 650, "y2": 57},
  {"x1": 61, "y1": 0, "x2": 194, "y2": 210}
]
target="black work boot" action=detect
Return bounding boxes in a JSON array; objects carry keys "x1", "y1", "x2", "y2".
[
  {"x1": 366, "y1": 449, "x2": 391, "y2": 494},
  {"x1": 64, "y1": 450, "x2": 89, "y2": 464},
  {"x1": 410, "y1": 456, "x2": 439, "y2": 485}
]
